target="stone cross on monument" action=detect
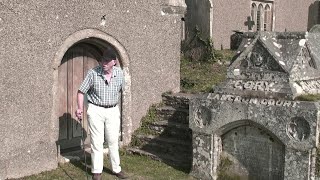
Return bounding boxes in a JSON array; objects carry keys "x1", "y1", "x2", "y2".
[{"x1": 245, "y1": 16, "x2": 255, "y2": 31}]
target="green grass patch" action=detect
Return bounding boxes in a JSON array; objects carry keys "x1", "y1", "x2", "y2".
[
  {"x1": 18, "y1": 153, "x2": 196, "y2": 180},
  {"x1": 132, "y1": 105, "x2": 159, "y2": 137},
  {"x1": 295, "y1": 94, "x2": 320, "y2": 101},
  {"x1": 130, "y1": 105, "x2": 163, "y2": 146},
  {"x1": 214, "y1": 49, "x2": 236, "y2": 62},
  {"x1": 180, "y1": 54, "x2": 229, "y2": 93},
  {"x1": 217, "y1": 156, "x2": 242, "y2": 180}
]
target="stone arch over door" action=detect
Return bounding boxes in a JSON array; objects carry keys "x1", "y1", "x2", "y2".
[
  {"x1": 219, "y1": 120, "x2": 285, "y2": 180},
  {"x1": 52, "y1": 29, "x2": 132, "y2": 152}
]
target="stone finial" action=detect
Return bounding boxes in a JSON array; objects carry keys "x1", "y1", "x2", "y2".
[
  {"x1": 161, "y1": 0, "x2": 187, "y2": 15},
  {"x1": 165, "y1": 0, "x2": 187, "y2": 8}
]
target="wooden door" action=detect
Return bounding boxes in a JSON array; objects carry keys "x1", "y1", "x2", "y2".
[{"x1": 58, "y1": 44, "x2": 100, "y2": 152}]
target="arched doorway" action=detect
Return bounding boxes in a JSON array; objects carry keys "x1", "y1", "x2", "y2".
[
  {"x1": 53, "y1": 29, "x2": 132, "y2": 158},
  {"x1": 57, "y1": 43, "x2": 101, "y2": 152},
  {"x1": 220, "y1": 120, "x2": 285, "y2": 180}
]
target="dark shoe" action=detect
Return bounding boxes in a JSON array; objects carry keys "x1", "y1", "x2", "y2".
[
  {"x1": 92, "y1": 173, "x2": 102, "y2": 180},
  {"x1": 113, "y1": 171, "x2": 129, "y2": 179}
]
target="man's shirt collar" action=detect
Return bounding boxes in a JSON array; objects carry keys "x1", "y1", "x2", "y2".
[{"x1": 97, "y1": 66, "x2": 117, "y2": 77}]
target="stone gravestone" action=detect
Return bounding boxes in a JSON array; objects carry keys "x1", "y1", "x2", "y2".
[
  {"x1": 310, "y1": 24, "x2": 320, "y2": 33},
  {"x1": 189, "y1": 31, "x2": 320, "y2": 180}
]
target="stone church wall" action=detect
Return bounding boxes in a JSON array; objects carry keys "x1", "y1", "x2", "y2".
[
  {"x1": 185, "y1": 0, "x2": 319, "y2": 50},
  {"x1": 0, "y1": 0, "x2": 185, "y2": 179},
  {"x1": 211, "y1": 0, "x2": 250, "y2": 50},
  {"x1": 274, "y1": 0, "x2": 317, "y2": 32}
]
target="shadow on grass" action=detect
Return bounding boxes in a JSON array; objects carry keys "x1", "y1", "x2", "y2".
[
  {"x1": 68, "y1": 153, "x2": 117, "y2": 178},
  {"x1": 58, "y1": 163, "x2": 78, "y2": 180},
  {"x1": 139, "y1": 124, "x2": 193, "y2": 173},
  {"x1": 133, "y1": 105, "x2": 193, "y2": 174}
]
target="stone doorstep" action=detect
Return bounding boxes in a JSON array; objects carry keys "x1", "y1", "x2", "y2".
[
  {"x1": 148, "y1": 122, "x2": 192, "y2": 140},
  {"x1": 134, "y1": 134, "x2": 191, "y2": 147},
  {"x1": 155, "y1": 106, "x2": 189, "y2": 124},
  {"x1": 126, "y1": 147, "x2": 191, "y2": 166},
  {"x1": 133, "y1": 135, "x2": 192, "y2": 155},
  {"x1": 140, "y1": 142, "x2": 192, "y2": 158},
  {"x1": 156, "y1": 106, "x2": 189, "y2": 114},
  {"x1": 161, "y1": 93, "x2": 195, "y2": 109},
  {"x1": 148, "y1": 120, "x2": 189, "y2": 130}
]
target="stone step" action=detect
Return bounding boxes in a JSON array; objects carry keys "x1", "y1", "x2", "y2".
[
  {"x1": 127, "y1": 93, "x2": 195, "y2": 172},
  {"x1": 161, "y1": 93, "x2": 195, "y2": 109},
  {"x1": 131, "y1": 134, "x2": 192, "y2": 155},
  {"x1": 155, "y1": 106, "x2": 189, "y2": 125},
  {"x1": 126, "y1": 147, "x2": 192, "y2": 171},
  {"x1": 148, "y1": 120, "x2": 192, "y2": 140}
]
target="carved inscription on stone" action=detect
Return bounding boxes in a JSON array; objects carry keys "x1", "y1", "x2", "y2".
[
  {"x1": 240, "y1": 71, "x2": 283, "y2": 80},
  {"x1": 234, "y1": 80, "x2": 275, "y2": 91},
  {"x1": 210, "y1": 93, "x2": 299, "y2": 107},
  {"x1": 286, "y1": 117, "x2": 310, "y2": 141},
  {"x1": 297, "y1": 79, "x2": 320, "y2": 92}
]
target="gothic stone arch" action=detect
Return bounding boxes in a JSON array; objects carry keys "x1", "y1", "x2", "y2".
[{"x1": 219, "y1": 120, "x2": 285, "y2": 180}]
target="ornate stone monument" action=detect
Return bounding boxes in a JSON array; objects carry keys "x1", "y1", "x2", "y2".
[{"x1": 189, "y1": 32, "x2": 320, "y2": 180}]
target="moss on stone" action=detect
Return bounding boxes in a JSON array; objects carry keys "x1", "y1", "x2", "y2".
[
  {"x1": 131, "y1": 105, "x2": 161, "y2": 137},
  {"x1": 217, "y1": 156, "x2": 242, "y2": 180},
  {"x1": 295, "y1": 94, "x2": 320, "y2": 101}
]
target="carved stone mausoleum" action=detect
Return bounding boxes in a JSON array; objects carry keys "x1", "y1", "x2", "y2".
[{"x1": 189, "y1": 32, "x2": 320, "y2": 180}]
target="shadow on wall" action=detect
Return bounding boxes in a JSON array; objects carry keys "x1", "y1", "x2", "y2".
[
  {"x1": 230, "y1": 31, "x2": 244, "y2": 51},
  {"x1": 57, "y1": 113, "x2": 88, "y2": 154},
  {"x1": 308, "y1": 1, "x2": 320, "y2": 30},
  {"x1": 55, "y1": 113, "x2": 119, "y2": 178}
]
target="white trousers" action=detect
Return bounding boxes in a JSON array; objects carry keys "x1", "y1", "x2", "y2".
[{"x1": 87, "y1": 103, "x2": 122, "y2": 173}]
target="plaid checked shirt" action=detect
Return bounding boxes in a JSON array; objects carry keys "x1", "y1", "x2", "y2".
[{"x1": 79, "y1": 66, "x2": 124, "y2": 106}]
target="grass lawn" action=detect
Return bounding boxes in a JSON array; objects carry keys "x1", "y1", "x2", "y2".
[
  {"x1": 180, "y1": 50, "x2": 234, "y2": 93},
  {"x1": 14, "y1": 152, "x2": 196, "y2": 180}
]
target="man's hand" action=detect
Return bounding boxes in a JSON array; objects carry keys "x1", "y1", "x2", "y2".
[
  {"x1": 76, "y1": 91, "x2": 84, "y2": 122},
  {"x1": 75, "y1": 109, "x2": 83, "y2": 122}
]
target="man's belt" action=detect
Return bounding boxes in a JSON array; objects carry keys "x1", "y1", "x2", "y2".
[{"x1": 88, "y1": 101, "x2": 117, "y2": 108}]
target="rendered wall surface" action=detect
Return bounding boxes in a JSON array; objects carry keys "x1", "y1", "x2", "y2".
[
  {"x1": 274, "y1": 0, "x2": 317, "y2": 32},
  {"x1": 185, "y1": 0, "x2": 319, "y2": 50},
  {"x1": 212, "y1": 0, "x2": 250, "y2": 50},
  {"x1": 0, "y1": 1, "x2": 184, "y2": 179}
]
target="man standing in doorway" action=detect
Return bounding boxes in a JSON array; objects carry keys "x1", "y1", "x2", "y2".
[{"x1": 75, "y1": 50, "x2": 127, "y2": 180}]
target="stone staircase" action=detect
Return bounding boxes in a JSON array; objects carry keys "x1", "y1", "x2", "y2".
[{"x1": 126, "y1": 93, "x2": 194, "y2": 172}]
